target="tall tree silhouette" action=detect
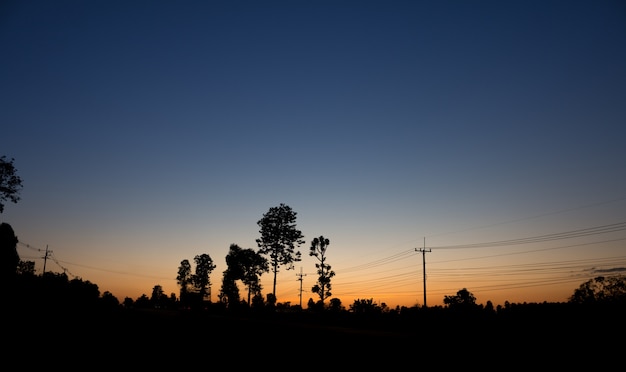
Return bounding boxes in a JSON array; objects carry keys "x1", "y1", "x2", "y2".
[
  {"x1": 0, "y1": 156, "x2": 23, "y2": 214},
  {"x1": 176, "y1": 259, "x2": 193, "y2": 300},
  {"x1": 192, "y1": 254, "x2": 216, "y2": 302},
  {"x1": 310, "y1": 235, "x2": 335, "y2": 306},
  {"x1": 256, "y1": 203, "x2": 304, "y2": 301},
  {"x1": 219, "y1": 269, "x2": 240, "y2": 307}
]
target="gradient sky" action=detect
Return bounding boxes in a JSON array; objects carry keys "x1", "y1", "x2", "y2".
[{"x1": 2, "y1": 0, "x2": 625, "y2": 308}]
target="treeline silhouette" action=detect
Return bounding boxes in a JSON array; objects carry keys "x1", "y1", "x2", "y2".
[
  {"x1": 5, "y1": 243, "x2": 625, "y2": 367},
  {"x1": 8, "y1": 251, "x2": 625, "y2": 327},
  {"x1": 7, "y1": 265, "x2": 625, "y2": 368},
  {"x1": 3, "y1": 211, "x2": 625, "y2": 368},
  {"x1": 3, "y1": 153, "x2": 623, "y2": 366},
  {"x1": 5, "y1": 218, "x2": 626, "y2": 319}
]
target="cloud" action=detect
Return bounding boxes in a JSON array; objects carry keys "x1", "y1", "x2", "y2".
[{"x1": 592, "y1": 267, "x2": 626, "y2": 274}]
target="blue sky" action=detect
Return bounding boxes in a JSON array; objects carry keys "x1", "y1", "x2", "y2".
[{"x1": 2, "y1": 0, "x2": 625, "y2": 307}]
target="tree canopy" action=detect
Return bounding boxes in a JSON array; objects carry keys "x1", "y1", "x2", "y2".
[
  {"x1": 0, "y1": 156, "x2": 23, "y2": 214},
  {"x1": 310, "y1": 235, "x2": 335, "y2": 305},
  {"x1": 193, "y1": 253, "x2": 216, "y2": 301},
  {"x1": 443, "y1": 288, "x2": 478, "y2": 309},
  {"x1": 569, "y1": 275, "x2": 626, "y2": 304},
  {"x1": 256, "y1": 203, "x2": 304, "y2": 300},
  {"x1": 176, "y1": 259, "x2": 193, "y2": 297},
  {"x1": 222, "y1": 243, "x2": 268, "y2": 305}
]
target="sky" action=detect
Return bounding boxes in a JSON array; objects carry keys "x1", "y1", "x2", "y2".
[{"x1": 1, "y1": 0, "x2": 625, "y2": 309}]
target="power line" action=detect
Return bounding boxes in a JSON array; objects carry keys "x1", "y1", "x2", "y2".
[
  {"x1": 13, "y1": 218, "x2": 626, "y2": 306},
  {"x1": 17, "y1": 241, "x2": 172, "y2": 281},
  {"x1": 425, "y1": 196, "x2": 626, "y2": 239},
  {"x1": 427, "y1": 222, "x2": 626, "y2": 250},
  {"x1": 432, "y1": 237, "x2": 626, "y2": 264},
  {"x1": 333, "y1": 223, "x2": 625, "y2": 281},
  {"x1": 48, "y1": 251, "x2": 76, "y2": 278},
  {"x1": 339, "y1": 249, "x2": 416, "y2": 273}
]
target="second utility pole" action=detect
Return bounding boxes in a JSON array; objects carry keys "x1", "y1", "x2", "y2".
[
  {"x1": 416, "y1": 237, "x2": 431, "y2": 307},
  {"x1": 43, "y1": 244, "x2": 50, "y2": 274},
  {"x1": 296, "y1": 267, "x2": 306, "y2": 308}
]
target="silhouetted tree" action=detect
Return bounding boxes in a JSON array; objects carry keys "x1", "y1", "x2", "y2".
[
  {"x1": 484, "y1": 300, "x2": 495, "y2": 314},
  {"x1": 219, "y1": 270, "x2": 240, "y2": 307},
  {"x1": 328, "y1": 297, "x2": 343, "y2": 312},
  {"x1": 123, "y1": 297, "x2": 134, "y2": 308},
  {"x1": 101, "y1": 291, "x2": 120, "y2": 309},
  {"x1": 256, "y1": 203, "x2": 304, "y2": 300},
  {"x1": 239, "y1": 250, "x2": 268, "y2": 303},
  {"x1": 0, "y1": 222, "x2": 19, "y2": 281},
  {"x1": 349, "y1": 298, "x2": 382, "y2": 314},
  {"x1": 309, "y1": 235, "x2": 335, "y2": 306},
  {"x1": 151, "y1": 284, "x2": 164, "y2": 300},
  {"x1": 177, "y1": 259, "x2": 193, "y2": 302},
  {"x1": 192, "y1": 253, "x2": 216, "y2": 302},
  {"x1": 266, "y1": 293, "x2": 277, "y2": 309},
  {"x1": 67, "y1": 277, "x2": 100, "y2": 309},
  {"x1": 17, "y1": 260, "x2": 35, "y2": 276},
  {"x1": 443, "y1": 288, "x2": 478, "y2": 310},
  {"x1": 135, "y1": 294, "x2": 151, "y2": 308},
  {"x1": 0, "y1": 156, "x2": 23, "y2": 214},
  {"x1": 570, "y1": 275, "x2": 626, "y2": 304},
  {"x1": 223, "y1": 243, "x2": 269, "y2": 305},
  {"x1": 151, "y1": 284, "x2": 169, "y2": 308},
  {"x1": 251, "y1": 293, "x2": 265, "y2": 309}
]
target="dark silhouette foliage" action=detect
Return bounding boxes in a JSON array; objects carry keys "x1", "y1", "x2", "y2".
[
  {"x1": 256, "y1": 203, "x2": 304, "y2": 299},
  {"x1": 309, "y1": 235, "x2": 335, "y2": 306},
  {"x1": 328, "y1": 297, "x2": 343, "y2": 312},
  {"x1": 0, "y1": 222, "x2": 19, "y2": 281},
  {"x1": 193, "y1": 253, "x2": 216, "y2": 301},
  {"x1": 569, "y1": 275, "x2": 626, "y2": 305},
  {"x1": 350, "y1": 298, "x2": 382, "y2": 314},
  {"x1": 0, "y1": 156, "x2": 23, "y2": 213},
  {"x1": 220, "y1": 243, "x2": 268, "y2": 306},
  {"x1": 443, "y1": 288, "x2": 478, "y2": 310},
  {"x1": 176, "y1": 254, "x2": 216, "y2": 308},
  {"x1": 5, "y1": 215, "x2": 625, "y2": 371},
  {"x1": 17, "y1": 259, "x2": 35, "y2": 276},
  {"x1": 219, "y1": 269, "x2": 241, "y2": 307},
  {"x1": 176, "y1": 259, "x2": 193, "y2": 301}
]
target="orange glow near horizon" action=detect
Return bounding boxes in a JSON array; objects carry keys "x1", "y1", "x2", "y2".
[
  {"x1": 4, "y1": 1, "x2": 626, "y2": 314},
  {"x1": 25, "y1": 237, "x2": 619, "y2": 310}
]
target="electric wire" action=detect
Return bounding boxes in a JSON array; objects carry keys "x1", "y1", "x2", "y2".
[{"x1": 14, "y1": 218, "x2": 626, "y2": 305}]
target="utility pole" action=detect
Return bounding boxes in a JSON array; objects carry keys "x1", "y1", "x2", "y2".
[
  {"x1": 416, "y1": 237, "x2": 431, "y2": 307},
  {"x1": 296, "y1": 267, "x2": 306, "y2": 308},
  {"x1": 42, "y1": 245, "x2": 50, "y2": 274}
]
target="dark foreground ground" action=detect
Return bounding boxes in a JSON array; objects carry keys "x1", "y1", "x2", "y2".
[{"x1": 8, "y1": 305, "x2": 624, "y2": 369}]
